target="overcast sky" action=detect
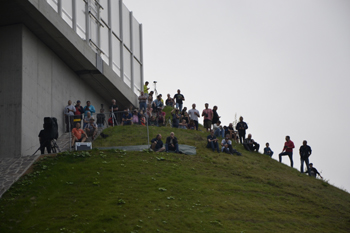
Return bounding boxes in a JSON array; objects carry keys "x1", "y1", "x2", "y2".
[{"x1": 123, "y1": 0, "x2": 350, "y2": 192}]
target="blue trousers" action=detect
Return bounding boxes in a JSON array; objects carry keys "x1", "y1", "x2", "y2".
[
  {"x1": 165, "y1": 143, "x2": 179, "y2": 153},
  {"x1": 279, "y1": 151, "x2": 293, "y2": 167},
  {"x1": 207, "y1": 141, "x2": 219, "y2": 152},
  {"x1": 176, "y1": 103, "x2": 183, "y2": 112},
  {"x1": 300, "y1": 156, "x2": 310, "y2": 175},
  {"x1": 214, "y1": 128, "x2": 225, "y2": 138}
]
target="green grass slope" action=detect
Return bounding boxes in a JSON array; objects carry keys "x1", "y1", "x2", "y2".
[{"x1": 1, "y1": 125, "x2": 349, "y2": 233}]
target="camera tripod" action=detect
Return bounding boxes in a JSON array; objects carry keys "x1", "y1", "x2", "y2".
[{"x1": 31, "y1": 139, "x2": 61, "y2": 156}]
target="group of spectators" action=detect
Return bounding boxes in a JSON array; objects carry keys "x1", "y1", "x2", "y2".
[{"x1": 60, "y1": 81, "x2": 322, "y2": 178}]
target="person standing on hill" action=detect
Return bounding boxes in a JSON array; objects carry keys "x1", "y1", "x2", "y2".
[
  {"x1": 299, "y1": 140, "x2": 312, "y2": 175},
  {"x1": 202, "y1": 103, "x2": 213, "y2": 132},
  {"x1": 279, "y1": 136, "x2": 295, "y2": 167},
  {"x1": 144, "y1": 81, "x2": 150, "y2": 94},
  {"x1": 173, "y1": 89, "x2": 185, "y2": 112},
  {"x1": 212, "y1": 105, "x2": 220, "y2": 125},
  {"x1": 188, "y1": 103, "x2": 200, "y2": 130},
  {"x1": 235, "y1": 116, "x2": 248, "y2": 144}
]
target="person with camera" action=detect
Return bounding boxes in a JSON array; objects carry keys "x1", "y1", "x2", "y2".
[
  {"x1": 221, "y1": 135, "x2": 241, "y2": 155},
  {"x1": 64, "y1": 100, "x2": 76, "y2": 132},
  {"x1": 235, "y1": 116, "x2": 248, "y2": 144},
  {"x1": 71, "y1": 122, "x2": 87, "y2": 147},
  {"x1": 279, "y1": 135, "x2": 295, "y2": 167},
  {"x1": 151, "y1": 134, "x2": 165, "y2": 152},
  {"x1": 202, "y1": 103, "x2": 213, "y2": 132},
  {"x1": 84, "y1": 117, "x2": 98, "y2": 140}
]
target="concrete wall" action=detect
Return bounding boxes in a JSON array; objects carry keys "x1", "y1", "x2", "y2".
[
  {"x1": 0, "y1": 24, "x2": 109, "y2": 158},
  {"x1": 0, "y1": 25, "x2": 23, "y2": 158}
]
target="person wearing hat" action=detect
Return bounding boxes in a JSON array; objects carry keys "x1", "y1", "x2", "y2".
[
  {"x1": 74, "y1": 100, "x2": 85, "y2": 127},
  {"x1": 305, "y1": 163, "x2": 323, "y2": 179},
  {"x1": 84, "y1": 116, "x2": 97, "y2": 140}
]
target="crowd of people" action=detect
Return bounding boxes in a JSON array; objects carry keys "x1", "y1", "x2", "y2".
[{"x1": 56, "y1": 81, "x2": 322, "y2": 179}]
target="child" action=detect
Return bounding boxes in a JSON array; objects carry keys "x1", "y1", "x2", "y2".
[{"x1": 263, "y1": 142, "x2": 274, "y2": 157}]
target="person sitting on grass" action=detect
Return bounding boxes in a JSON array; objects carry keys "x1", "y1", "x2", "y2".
[
  {"x1": 165, "y1": 132, "x2": 179, "y2": 153},
  {"x1": 221, "y1": 134, "x2": 242, "y2": 155},
  {"x1": 213, "y1": 120, "x2": 225, "y2": 138},
  {"x1": 121, "y1": 109, "x2": 133, "y2": 126},
  {"x1": 178, "y1": 119, "x2": 188, "y2": 129},
  {"x1": 187, "y1": 119, "x2": 196, "y2": 130},
  {"x1": 207, "y1": 129, "x2": 220, "y2": 153},
  {"x1": 71, "y1": 123, "x2": 87, "y2": 147},
  {"x1": 84, "y1": 117, "x2": 98, "y2": 140},
  {"x1": 132, "y1": 109, "x2": 139, "y2": 124},
  {"x1": 148, "y1": 115, "x2": 158, "y2": 126},
  {"x1": 151, "y1": 134, "x2": 165, "y2": 152},
  {"x1": 243, "y1": 134, "x2": 260, "y2": 152},
  {"x1": 305, "y1": 163, "x2": 323, "y2": 179},
  {"x1": 263, "y1": 142, "x2": 274, "y2": 157}
]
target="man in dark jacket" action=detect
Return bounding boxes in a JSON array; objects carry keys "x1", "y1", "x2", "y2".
[
  {"x1": 243, "y1": 134, "x2": 260, "y2": 152},
  {"x1": 300, "y1": 140, "x2": 312, "y2": 174},
  {"x1": 165, "y1": 132, "x2": 179, "y2": 153},
  {"x1": 305, "y1": 163, "x2": 323, "y2": 179},
  {"x1": 235, "y1": 116, "x2": 248, "y2": 144}
]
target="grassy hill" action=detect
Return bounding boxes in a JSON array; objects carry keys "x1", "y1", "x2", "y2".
[{"x1": 1, "y1": 123, "x2": 349, "y2": 233}]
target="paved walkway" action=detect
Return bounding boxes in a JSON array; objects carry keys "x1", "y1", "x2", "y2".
[{"x1": 0, "y1": 128, "x2": 103, "y2": 198}]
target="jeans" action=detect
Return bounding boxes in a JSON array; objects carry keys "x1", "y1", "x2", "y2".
[
  {"x1": 139, "y1": 102, "x2": 147, "y2": 111},
  {"x1": 300, "y1": 156, "x2": 310, "y2": 175},
  {"x1": 214, "y1": 128, "x2": 225, "y2": 138},
  {"x1": 165, "y1": 143, "x2": 179, "y2": 153},
  {"x1": 176, "y1": 103, "x2": 183, "y2": 112},
  {"x1": 279, "y1": 151, "x2": 293, "y2": 167},
  {"x1": 194, "y1": 120, "x2": 198, "y2": 130},
  {"x1": 207, "y1": 141, "x2": 219, "y2": 152},
  {"x1": 238, "y1": 131, "x2": 246, "y2": 144}
]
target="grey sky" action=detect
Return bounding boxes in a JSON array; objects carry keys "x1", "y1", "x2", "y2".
[{"x1": 124, "y1": 0, "x2": 350, "y2": 192}]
